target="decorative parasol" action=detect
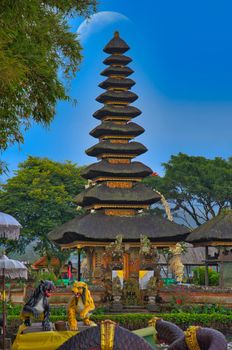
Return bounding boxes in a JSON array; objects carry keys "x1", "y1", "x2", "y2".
[
  {"x1": 0, "y1": 254, "x2": 27, "y2": 350},
  {"x1": 0, "y1": 212, "x2": 22, "y2": 240}
]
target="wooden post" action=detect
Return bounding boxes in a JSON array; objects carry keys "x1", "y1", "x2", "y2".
[
  {"x1": 205, "y1": 246, "x2": 209, "y2": 286},
  {"x1": 77, "y1": 249, "x2": 81, "y2": 282},
  {"x1": 2, "y1": 269, "x2": 6, "y2": 350}
]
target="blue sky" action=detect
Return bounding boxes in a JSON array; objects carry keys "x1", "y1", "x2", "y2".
[{"x1": 2, "y1": 0, "x2": 232, "y2": 179}]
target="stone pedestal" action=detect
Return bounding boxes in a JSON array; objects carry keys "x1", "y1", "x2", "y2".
[
  {"x1": 147, "y1": 296, "x2": 158, "y2": 312},
  {"x1": 112, "y1": 295, "x2": 123, "y2": 311}
]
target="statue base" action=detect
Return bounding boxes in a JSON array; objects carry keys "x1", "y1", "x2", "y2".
[{"x1": 111, "y1": 302, "x2": 123, "y2": 312}]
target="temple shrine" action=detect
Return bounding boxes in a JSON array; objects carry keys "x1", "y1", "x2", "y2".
[{"x1": 48, "y1": 32, "x2": 189, "y2": 306}]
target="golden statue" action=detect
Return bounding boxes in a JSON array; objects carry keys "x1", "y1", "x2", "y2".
[
  {"x1": 169, "y1": 243, "x2": 184, "y2": 283},
  {"x1": 68, "y1": 281, "x2": 95, "y2": 331}
]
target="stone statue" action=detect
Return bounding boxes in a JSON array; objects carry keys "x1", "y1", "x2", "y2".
[
  {"x1": 169, "y1": 243, "x2": 184, "y2": 283},
  {"x1": 147, "y1": 276, "x2": 157, "y2": 296},
  {"x1": 112, "y1": 276, "x2": 122, "y2": 295},
  {"x1": 107, "y1": 234, "x2": 124, "y2": 257},
  {"x1": 139, "y1": 235, "x2": 151, "y2": 256}
]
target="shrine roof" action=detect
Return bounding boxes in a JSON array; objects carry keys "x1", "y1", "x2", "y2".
[
  {"x1": 101, "y1": 65, "x2": 133, "y2": 77},
  {"x1": 82, "y1": 160, "x2": 152, "y2": 180},
  {"x1": 103, "y1": 31, "x2": 130, "y2": 54},
  {"x1": 48, "y1": 212, "x2": 189, "y2": 245},
  {"x1": 99, "y1": 77, "x2": 135, "y2": 90},
  {"x1": 86, "y1": 140, "x2": 147, "y2": 157},
  {"x1": 103, "y1": 54, "x2": 132, "y2": 66},
  {"x1": 186, "y1": 210, "x2": 232, "y2": 245},
  {"x1": 93, "y1": 105, "x2": 141, "y2": 120},
  {"x1": 90, "y1": 121, "x2": 144, "y2": 138},
  {"x1": 75, "y1": 182, "x2": 160, "y2": 207},
  {"x1": 96, "y1": 90, "x2": 138, "y2": 104}
]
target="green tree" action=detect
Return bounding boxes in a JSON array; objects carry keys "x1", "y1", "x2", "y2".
[
  {"x1": 144, "y1": 153, "x2": 232, "y2": 227},
  {"x1": 0, "y1": 0, "x2": 96, "y2": 151},
  {"x1": 0, "y1": 156, "x2": 87, "y2": 254}
]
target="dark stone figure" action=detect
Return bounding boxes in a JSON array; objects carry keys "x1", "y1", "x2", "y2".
[
  {"x1": 152, "y1": 318, "x2": 227, "y2": 350},
  {"x1": 57, "y1": 320, "x2": 154, "y2": 350},
  {"x1": 21, "y1": 280, "x2": 54, "y2": 331}
]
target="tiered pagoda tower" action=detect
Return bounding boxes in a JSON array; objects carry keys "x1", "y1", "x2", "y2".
[
  {"x1": 49, "y1": 32, "x2": 188, "y2": 282},
  {"x1": 77, "y1": 31, "x2": 160, "y2": 217}
]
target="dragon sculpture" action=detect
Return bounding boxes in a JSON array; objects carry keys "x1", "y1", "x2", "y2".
[
  {"x1": 149, "y1": 317, "x2": 227, "y2": 350},
  {"x1": 58, "y1": 317, "x2": 227, "y2": 350},
  {"x1": 57, "y1": 317, "x2": 227, "y2": 350},
  {"x1": 68, "y1": 281, "x2": 95, "y2": 331},
  {"x1": 57, "y1": 320, "x2": 154, "y2": 350},
  {"x1": 21, "y1": 280, "x2": 54, "y2": 331}
]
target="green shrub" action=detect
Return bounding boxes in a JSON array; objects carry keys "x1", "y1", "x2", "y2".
[
  {"x1": 193, "y1": 267, "x2": 219, "y2": 286},
  {"x1": 7, "y1": 313, "x2": 232, "y2": 330}
]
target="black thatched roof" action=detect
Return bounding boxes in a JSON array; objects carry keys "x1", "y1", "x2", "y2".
[
  {"x1": 101, "y1": 66, "x2": 133, "y2": 77},
  {"x1": 103, "y1": 54, "x2": 132, "y2": 66},
  {"x1": 186, "y1": 210, "x2": 232, "y2": 245},
  {"x1": 82, "y1": 160, "x2": 153, "y2": 180},
  {"x1": 86, "y1": 140, "x2": 147, "y2": 157},
  {"x1": 75, "y1": 182, "x2": 160, "y2": 207},
  {"x1": 93, "y1": 105, "x2": 141, "y2": 120},
  {"x1": 99, "y1": 77, "x2": 135, "y2": 90},
  {"x1": 96, "y1": 90, "x2": 138, "y2": 104},
  {"x1": 103, "y1": 32, "x2": 129, "y2": 54},
  {"x1": 90, "y1": 121, "x2": 144, "y2": 139},
  {"x1": 48, "y1": 212, "x2": 189, "y2": 245}
]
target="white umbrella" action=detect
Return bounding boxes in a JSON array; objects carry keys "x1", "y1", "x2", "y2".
[
  {"x1": 0, "y1": 212, "x2": 22, "y2": 240},
  {"x1": 0, "y1": 254, "x2": 27, "y2": 350}
]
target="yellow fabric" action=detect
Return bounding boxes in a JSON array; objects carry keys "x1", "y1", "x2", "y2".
[{"x1": 12, "y1": 330, "x2": 78, "y2": 350}]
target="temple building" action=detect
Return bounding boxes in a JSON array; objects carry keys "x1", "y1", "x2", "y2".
[
  {"x1": 187, "y1": 210, "x2": 232, "y2": 288},
  {"x1": 48, "y1": 32, "x2": 188, "y2": 296}
]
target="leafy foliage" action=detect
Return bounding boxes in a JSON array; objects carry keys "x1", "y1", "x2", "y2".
[
  {"x1": 0, "y1": 0, "x2": 96, "y2": 151},
  {"x1": 193, "y1": 267, "x2": 219, "y2": 286},
  {"x1": 144, "y1": 153, "x2": 232, "y2": 227},
  {"x1": 0, "y1": 156, "x2": 86, "y2": 255}
]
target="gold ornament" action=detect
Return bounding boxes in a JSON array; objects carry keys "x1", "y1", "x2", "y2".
[
  {"x1": 185, "y1": 326, "x2": 201, "y2": 350},
  {"x1": 100, "y1": 320, "x2": 116, "y2": 350}
]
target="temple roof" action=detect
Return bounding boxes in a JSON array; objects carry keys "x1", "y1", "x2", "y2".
[
  {"x1": 96, "y1": 90, "x2": 138, "y2": 104},
  {"x1": 75, "y1": 182, "x2": 160, "y2": 207},
  {"x1": 90, "y1": 121, "x2": 144, "y2": 138},
  {"x1": 82, "y1": 160, "x2": 153, "y2": 180},
  {"x1": 48, "y1": 212, "x2": 189, "y2": 245},
  {"x1": 103, "y1": 54, "x2": 132, "y2": 66},
  {"x1": 101, "y1": 65, "x2": 134, "y2": 77},
  {"x1": 93, "y1": 105, "x2": 141, "y2": 120},
  {"x1": 86, "y1": 140, "x2": 147, "y2": 157},
  {"x1": 99, "y1": 77, "x2": 135, "y2": 90},
  {"x1": 186, "y1": 210, "x2": 232, "y2": 245},
  {"x1": 103, "y1": 32, "x2": 129, "y2": 54}
]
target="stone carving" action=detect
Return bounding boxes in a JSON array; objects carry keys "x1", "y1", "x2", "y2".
[
  {"x1": 169, "y1": 243, "x2": 184, "y2": 283},
  {"x1": 112, "y1": 276, "x2": 122, "y2": 295},
  {"x1": 147, "y1": 276, "x2": 157, "y2": 296},
  {"x1": 146, "y1": 276, "x2": 158, "y2": 311},
  {"x1": 112, "y1": 276, "x2": 123, "y2": 310},
  {"x1": 106, "y1": 235, "x2": 124, "y2": 270},
  {"x1": 122, "y1": 278, "x2": 140, "y2": 305},
  {"x1": 139, "y1": 235, "x2": 152, "y2": 256},
  {"x1": 139, "y1": 235, "x2": 159, "y2": 270}
]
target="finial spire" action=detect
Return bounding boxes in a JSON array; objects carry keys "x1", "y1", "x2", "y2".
[{"x1": 114, "y1": 31, "x2": 119, "y2": 38}]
